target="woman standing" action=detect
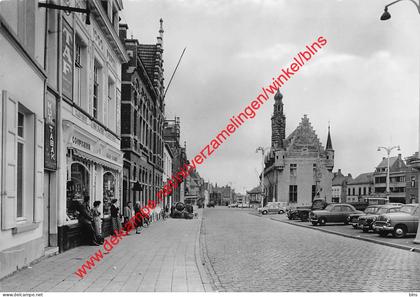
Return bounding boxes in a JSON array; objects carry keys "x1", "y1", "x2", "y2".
[
  {"x1": 92, "y1": 201, "x2": 103, "y2": 244},
  {"x1": 110, "y1": 199, "x2": 122, "y2": 233}
]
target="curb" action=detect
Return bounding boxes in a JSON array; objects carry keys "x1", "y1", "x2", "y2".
[
  {"x1": 270, "y1": 217, "x2": 420, "y2": 253},
  {"x1": 194, "y1": 208, "x2": 215, "y2": 292}
]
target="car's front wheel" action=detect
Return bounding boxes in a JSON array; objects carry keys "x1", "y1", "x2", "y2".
[
  {"x1": 278, "y1": 210, "x2": 284, "y2": 214},
  {"x1": 393, "y1": 224, "x2": 407, "y2": 238},
  {"x1": 318, "y1": 217, "x2": 326, "y2": 226},
  {"x1": 262, "y1": 210, "x2": 268, "y2": 215}
]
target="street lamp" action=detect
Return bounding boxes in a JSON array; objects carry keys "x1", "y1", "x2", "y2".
[
  {"x1": 380, "y1": 0, "x2": 420, "y2": 21},
  {"x1": 377, "y1": 146, "x2": 400, "y2": 203},
  {"x1": 256, "y1": 146, "x2": 266, "y2": 208},
  {"x1": 380, "y1": 0, "x2": 420, "y2": 244}
]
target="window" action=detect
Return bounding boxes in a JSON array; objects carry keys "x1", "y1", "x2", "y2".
[
  {"x1": 348, "y1": 188, "x2": 350, "y2": 195},
  {"x1": 411, "y1": 176, "x2": 416, "y2": 188},
  {"x1": 74, "y1": 36, "x2": 87, "y2": 108},
  {"x1": 67, "y1": 163, "x2": 90, "y2": 220},
  {"x1": 93, "y1": 63, "x2": 100, "y2": 119},
  {"x1": 289, "y1": 185, "x2": 297, "y2": 203},
  {"x1": 312, "y1": 185, "x2": 316, "y2": 201},
  {"x1": 352, "y1": 188, "x2": 355, "y2": 196},
  {"x1": 313, "y1": 164, "x2": 317, "y2": 176},
  {"x1": 358, "y1": 187, "x2": 361, "y2": 196},
  {"x1": 17, "y1": 112, "x2": 24, "y2": 218},
  {"x1": 15, "y1": 104, "x2": 35, "y2": 220},
  {"x1": 290, "y1": 164, "x2": 297, "y2": 176},
  {"x1": 363, "y1": 187, "x2": 366, "y2": 196},
  {"x1": 107, "y1": 77, "x2": 116, "y2": 130},
  {"x1": 103, "y1": 172, "x2": 115, "y2": 216},
  {"x1": 375, "y1": 176, "x2": 386, "y2": 183}
]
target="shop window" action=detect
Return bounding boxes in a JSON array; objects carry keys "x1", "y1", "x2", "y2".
[
  {"x1": 66, "y1": 163, "x2": 90, "y2": 220},
  {"x1": 103, "y1": 172, "x2": 115, "y2": 216}
]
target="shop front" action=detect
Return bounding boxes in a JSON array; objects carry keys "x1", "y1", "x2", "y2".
[{"x1": 58, "y1": 121, "x2": 122, "y2": 252}]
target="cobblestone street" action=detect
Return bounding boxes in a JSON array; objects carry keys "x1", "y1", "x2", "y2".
[
  {"x1": 0, "y1": 210, "x2": 210, "y2": 292},
  {"x1": 201, "y1": 207, "x2": 420, "y2": 292}
]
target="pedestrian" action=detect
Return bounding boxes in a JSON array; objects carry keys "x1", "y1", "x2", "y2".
[
  {"x1": 74, "y1": 200, "x2": 99, "y2": 246},
  {"x1": 82, "y1": 195, "x2": 91, "y2": 214},
  {"x1": 92, "y1": 201, "x2": 103, "y2": 244},
  {"x1": 123, "y1": 202, "x2": 134, "y2": 232},
  {"x1": 111, "y1": 198, "x2": 122, "y2": 233},
  {"x1": 133, "y1": 201, "x2": 142, "y2": 234}
]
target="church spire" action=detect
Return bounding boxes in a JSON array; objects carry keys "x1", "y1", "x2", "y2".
[
  {"x1": 326, "y1": 123, "x2": 333, "y2": 150},
  {"x1": 271, "y1": 90, "x2": 286, "y2": 149}
]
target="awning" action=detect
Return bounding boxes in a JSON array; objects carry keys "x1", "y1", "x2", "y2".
[{"x1": 71, "y1": 148, "x2": 122, "y2": 172}]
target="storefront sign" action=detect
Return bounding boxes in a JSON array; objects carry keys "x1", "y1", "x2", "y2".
[
  {"x1": 72, "y1": 136, "x2": 91, "y2": 150},
  {"x1": 44, "y1": 94, "x2": 57, "y2": 170},
  {"x1": 62, "y1": 18, "x2": 73, "y2": 100}
]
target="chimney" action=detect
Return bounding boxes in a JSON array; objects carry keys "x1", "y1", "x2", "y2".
[
  {"x1": 348, "y1": 174, "x2": 352, "y2": 178},
  {"x1": 119, "y1": 23, "x2": 128, "y2": 41},
  {"x1": 383, "y1": 157, "x2": 386, "y2": 160},
  {"x1": 398, "y1": 153, "x2": 402, "y2": 159},
  {"x1": 338, "y1": 169, "x2": 341, "y2": 174}
]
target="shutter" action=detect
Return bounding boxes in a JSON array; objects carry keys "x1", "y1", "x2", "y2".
[
  {"x1": 1, "y1": 91, "x2": 17, "y2": 230},
  {"x1": 34, "y1": 115, "x2": 44, "y2": 222}
]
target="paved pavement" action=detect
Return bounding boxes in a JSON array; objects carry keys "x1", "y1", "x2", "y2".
[
  {"x1": 0, "y1": 209, "x2": 211, "y2": 292},
  {"x1": 201, "y1": 207, "x2": 420, "y2": 292}
]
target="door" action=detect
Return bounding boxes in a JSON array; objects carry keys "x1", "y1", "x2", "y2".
[
  {"x1": 43, "y1": 172, "x2": 50, "y2": 247},
  {"x1": 330, "y1": 206, "x2": 342, "y2": 222}
]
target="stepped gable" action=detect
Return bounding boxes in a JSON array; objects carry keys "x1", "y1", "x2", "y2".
[
  {"x1": 138, "y1": 44, "x2": 159, "y2": 80},
  {"x1": 284, "y1": 114, "x2": 324, "y2": 153}
]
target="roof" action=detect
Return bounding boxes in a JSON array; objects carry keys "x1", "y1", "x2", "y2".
[
  {"x1": 283, "y1": 115, "x2": 324, "y2": 153},
  {"x1": 332, "y1": 171, "x2": 352, "y2": 186},
  {"x1": 347, "y1": 173, "x2": 373, "y2": 185},
  {"x1": 376, "y1": 155, "x2": 408, "y2": 172},
  {"x1": 138, "y1": 44, "x2": 159, "y2": 80},
  {"x1": 247, "y1": 186, "x2": 262, "y2": 194}
]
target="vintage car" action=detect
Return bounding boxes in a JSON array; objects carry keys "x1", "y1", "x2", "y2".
[
  {"x1": 228, "y1": 203, "x2": 238, "y2": 208},
  {"x1": 207, "y1": 201, "x2": 216, "y2": 208},
  {"x1": 259, "y1": 202, "x2": 286, "y2": 215},
  {"x1": 310, "y1": 203, "x2": 364, "y2": 225},
  {"x1": 373, "y1": 204, "x2": 419, "y2": 238},
  {"x1": 357, "y1": 204, "x2": 402, "y2": 232},
  {"x1": 348, "y1": 205, "x2": 382, "y2": 229}
]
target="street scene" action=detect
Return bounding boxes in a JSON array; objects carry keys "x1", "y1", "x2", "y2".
[{"x1": 1, "y1": 0, "x2": 420, "y2": 294}]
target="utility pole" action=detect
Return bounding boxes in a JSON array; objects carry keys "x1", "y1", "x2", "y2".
[{"x1": 256, "y1": 147, "x2": 266, "y2": 208}]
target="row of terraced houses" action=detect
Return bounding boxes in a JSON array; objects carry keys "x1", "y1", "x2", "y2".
[{"x1": 0, "y1": 0, "x2": 193, "y2": 279}]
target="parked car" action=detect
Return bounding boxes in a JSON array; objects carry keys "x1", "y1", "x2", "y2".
[
  {"x1": 295, "y1": 199, "x2": 330, "y2": 221},
  {"x1": 228, "y1": 203, "x2": 238, "y2": 208},
  {"x1": 259, "y1": 202, "x2": 286, "y2": 215},
  {"x1": 348, "y1": 205, "x2": 382, "y2": 229},
  {"x1": 357, "y1": 204, "x2": 402, "y2": 232},
  {"x1": 310, "y1": 204, "x2": 363, "y2": 225},
  {"x1": 286, "y1": 206, "x2": 300, "y2": 220},
  {"x1": 207, "y1": 201, "x2": 216, "y2": 208},
  {"x1": 373, "y1": 204, "x2": 419, "y2": 238}
]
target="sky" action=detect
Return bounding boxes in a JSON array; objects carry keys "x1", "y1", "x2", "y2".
[{"x1": 122, "y1": 0, "x2": 420, "y2": 194}]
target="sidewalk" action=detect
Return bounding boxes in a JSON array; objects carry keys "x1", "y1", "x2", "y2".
[
  {"x1": 270, "y1": 215, "x2": 420, "y2": 253},
  {"x1": 0, "y1": 209, "x2": 211, "y2": 292}
]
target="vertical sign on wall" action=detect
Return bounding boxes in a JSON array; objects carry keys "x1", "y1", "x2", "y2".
[
  {"x1": 44, "y1": 93, "x2": 57, "y2": 170},
  {"x1": 62, "y1": 18, "x2": 73, "y2": 100}
]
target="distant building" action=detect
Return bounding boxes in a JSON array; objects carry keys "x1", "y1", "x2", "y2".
[
  {"x1": 247, "y1": 186, "x2": 263, "y2": 206},
  {"x1": 163, "y1": 143, "x2": 173, "y2": 207},
  {"x1": 163, "y1": 117, "x2": 188, "y2": 203},
  {"x1": 406, "y1": 152, "x2": 420, "y2": 203},
  {"x1": 332, "y1": 169, "x2": 352, "y2": 203},
  {"x1": 373, "y1": 154, "x2": 409, "y2": 204},
  {"x1": 263, "y1": 92, "x2": 334, "y2": 206},
  {"x1": 346, "y1": 173, "x2": 374, "y2": 203}
]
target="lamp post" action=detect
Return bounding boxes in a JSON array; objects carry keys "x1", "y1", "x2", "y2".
[
  {"x1": 380, "y1": 0, "x2": 420, "y2": 244},
  {"x1": 256, "y1": 147, "x2": 266, "y2": 208},
  {"x1": 377, "y1": 146, "x2": 400, "y2": 203}
]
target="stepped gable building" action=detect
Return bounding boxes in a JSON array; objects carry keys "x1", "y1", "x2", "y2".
[
  {"x1": 263, "y1": 91, "x2": 334, "y2": 206},
  {"x1": 120, "y1": 20, "x2": 165, "y2": 209}
]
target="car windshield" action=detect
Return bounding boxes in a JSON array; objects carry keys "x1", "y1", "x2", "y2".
[
  {"x1": 325, "y1": 204, "x2": 334, "y2": 211},
  {"x1": 399, "y1": 205, "x2": 415, "y2": 214},
  {"x1": 365, "y1": 207, "x2": 379, "y2": 214},
  {"x1": 377, "y1": 208, "x2": 390, "y2": 214}
]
